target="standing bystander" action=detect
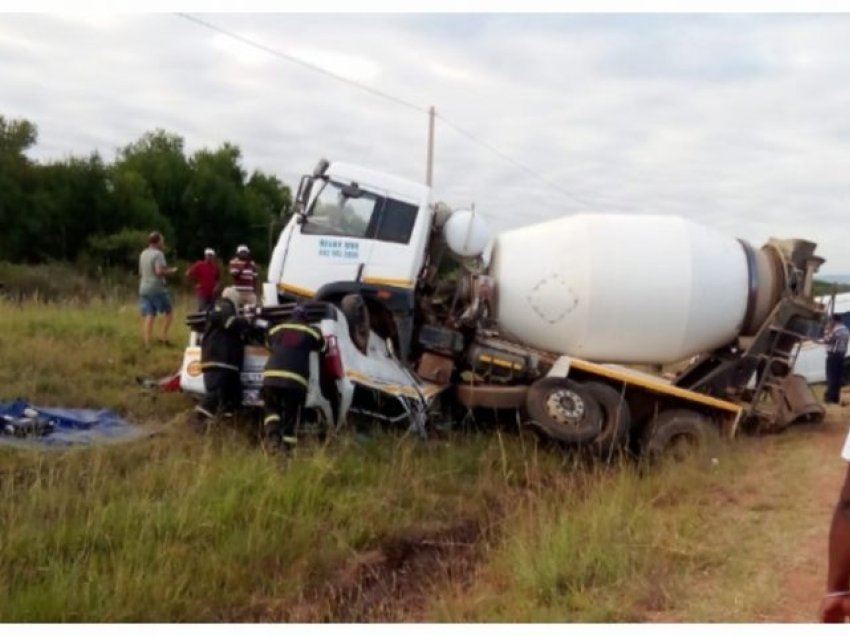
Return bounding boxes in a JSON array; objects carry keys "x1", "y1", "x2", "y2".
[
  {"x1": 186, "y1": 248, "x2": 220, "y2": 312},
  {"x1": 138, "y1": 231, "x2": 177, "y2": 350},
  {"x1": 822, "y1": 314, "x2": 849, "y2": 405},
  {"x1": 229, "y1": 244, "x2": 259, "y2": 307}
]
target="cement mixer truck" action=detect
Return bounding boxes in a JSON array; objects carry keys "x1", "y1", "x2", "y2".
[{"x1": 179, "y1": 158, "x2": 826, "y2": 457}]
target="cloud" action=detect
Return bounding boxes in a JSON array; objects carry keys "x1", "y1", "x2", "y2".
[{"x1": 3, "y1": 13, "x2": 850, "y2": 273}]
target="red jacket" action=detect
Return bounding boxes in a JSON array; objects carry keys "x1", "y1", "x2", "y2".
[{"x1": 187, "y1": 260, "x2": 220, "y2": 299}]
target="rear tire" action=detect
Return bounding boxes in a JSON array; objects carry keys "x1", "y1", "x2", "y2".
[
  {"x1": 339, "y1": 294, "x2": 370, "y2": 354},
  {"x1": 525, "y1": 377, "x2": 602, "y2": 445},
  {"x1": 583, "y1": 381, "x2": 631, "y2": 460},
  {"x1": 642, "y1": 409, "x2": 719, "y2": 462}
]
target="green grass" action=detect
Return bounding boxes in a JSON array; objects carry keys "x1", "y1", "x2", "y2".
[{"x1": 0, "y1": 293, "x2": 836, "y2": 622}]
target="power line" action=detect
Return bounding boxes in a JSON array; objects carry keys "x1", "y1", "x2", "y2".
[
  {"x1": 176, "y1": 12, "x2": 599, "y2": 212},
  {"x1": 176, "y1": 13, "x2": 428, "y2": 116},
  {"x1": 435, "y1": 113, "x2": 601, "y2": 211}
]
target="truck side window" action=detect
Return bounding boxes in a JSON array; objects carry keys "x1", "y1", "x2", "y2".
[{"x1": 375, "y1": 199, "x2": 418, "y2": 244}]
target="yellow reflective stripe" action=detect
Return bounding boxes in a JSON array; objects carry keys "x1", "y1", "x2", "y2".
[
  {"x1": 263, "y1": 370, "x2": 308, "y2": 388},
  {"x1": 269, "y1": 323, "x2": 322, "y2": 342},
  {"x1": 263, "y1": 415, "x2": 280, "y2": 426},
  {"x1": 344, "y1": 370, "x2": 444, "y2": 400},
  {"x1": 200, "y1": 362, "x2": 239, "y2": 372},
  {"x1": 282, "y1": 436, "x2": 298, "y2": 445},
  {"x1": 225, "y1": 316, "x2": 235, "y2": 328},
  {"x1": 277, "y1": 282, "x2": 314, "y2": 297},
  {"x1": 479, "y1": 354, "x2": 522, "y2": 370},
  {"x1": 362, "y1": 276, "x2": 414, "y2": 289},
  {"x1": 567, "y1": 358, "x2": 743, "y2": 414}
]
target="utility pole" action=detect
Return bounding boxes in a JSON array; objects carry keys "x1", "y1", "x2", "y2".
[{"x1": 426, "y1": 105, "x2": 435, "y2": 187}]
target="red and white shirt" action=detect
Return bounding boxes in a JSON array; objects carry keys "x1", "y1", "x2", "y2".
[{"x1": 229, "y1": 256, "x2": 258, "y2": 292}]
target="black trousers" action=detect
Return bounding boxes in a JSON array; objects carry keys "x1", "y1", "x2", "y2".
[
  {"x1": 825, "y1": 352, "x2": 845, "y2": 403},
  {"x1": 262, "y1": 385, "x2": 305, "y2": 439},
  {"x1": 201, "y1": 369, "x2": 242, "y2": 415}
]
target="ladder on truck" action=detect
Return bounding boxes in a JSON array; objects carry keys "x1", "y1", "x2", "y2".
[
  {"x1": 673, "y1": 297, "x2": 824, "y2": 433},
  {"x1": 746, "y1": 321, "x2": 822, "y2": 432}
]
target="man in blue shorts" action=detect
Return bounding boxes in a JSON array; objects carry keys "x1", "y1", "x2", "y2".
[{"x1": 139, "y1": 231, "x2": 177, "y2": 350}]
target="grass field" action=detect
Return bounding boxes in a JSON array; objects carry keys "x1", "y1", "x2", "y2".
[{"x1": 0, "y1": 295, "x2": 842, "y2": 622}]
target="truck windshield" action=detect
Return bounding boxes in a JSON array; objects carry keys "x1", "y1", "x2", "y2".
[
  {"x1": 301, "y1": 179, "x2": 419, "y2": 244},
  {"x1": 302, "y1": 180, "x2": 378, "y2": 238}
]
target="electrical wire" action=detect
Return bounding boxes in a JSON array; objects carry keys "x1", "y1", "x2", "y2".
[
  {"x1": 176, "y1": 13, "x2": 428, "y2": 115},
  {"x1": 435, "y1": 113, "x2": 600, "y2": 211},
  {"x1": 176, "y1": 12, "x2": 600, "y2": 212}
]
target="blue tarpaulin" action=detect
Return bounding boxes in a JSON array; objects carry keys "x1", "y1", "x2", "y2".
[{"x1": 0, "y1": 400, "x2": 147, "y2": 448}]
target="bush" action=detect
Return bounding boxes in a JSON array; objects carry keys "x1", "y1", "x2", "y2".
[
  {"x1": 0, "y1": 262, "x2": 137, "y2": 302},
  {"x1": 86, "y1": 229, "x2": 151, "y2": 270}
]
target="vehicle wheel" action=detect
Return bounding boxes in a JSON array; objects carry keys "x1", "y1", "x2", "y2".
[
  {"x1": 525, "y1": 377, "x2": 602, "y2": 445},
  {"x1": 583, "y1": 381, "x2": 631, "y2": 460},
  {"x1": 340, "y1": 294, "x2": 370, "y2": 354},
  {"x1": 641, "y1": 409, "x2": 719, "y2": 462}
]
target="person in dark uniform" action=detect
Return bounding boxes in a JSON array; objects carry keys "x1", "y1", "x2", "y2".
[
  {"x1": 262, "y1": 304, "x2": 326, "y2": 450},
  {"x1": 195, "y1": 286, "x2": 250, "y2": 423}
]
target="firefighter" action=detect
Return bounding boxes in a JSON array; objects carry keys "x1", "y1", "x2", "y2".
[
  {"x1": 195, "y1": 286, "x2": 250, "y2": 423},
  {"x1": 262, "y1": 304, "x2": 326, "y2": 450}
]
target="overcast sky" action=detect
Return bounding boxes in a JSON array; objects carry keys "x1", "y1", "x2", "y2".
[{"x1": 3, "y1": 12, "x2": 850, "y2": 272}]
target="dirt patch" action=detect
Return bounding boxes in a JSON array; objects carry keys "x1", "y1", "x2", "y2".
[
  {"x1": 759, "y1": 409, "x2": 848, "y2": 622},
  {"x1": 239, "y1": 518, "x2": 487, "y2": 622}
]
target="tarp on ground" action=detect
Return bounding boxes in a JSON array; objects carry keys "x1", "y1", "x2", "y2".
[{"x1": 0, "y1": 399, "x2": 147, "y2": 448}]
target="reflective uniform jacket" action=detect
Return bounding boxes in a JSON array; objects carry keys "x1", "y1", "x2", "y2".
[
  {"x1": 201, "y1": 298, "x2": 249, "y2": 372},
  {"x1": 263, "y1": 320, "x2": 326, "y2": 391}
]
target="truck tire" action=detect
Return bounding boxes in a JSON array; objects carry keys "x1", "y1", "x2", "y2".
[
  {"x1": 641, "y1": 409, "x2": 719, "y2": 462},
  {"x1": 340, "y1": 294, "x2": 370, "y2": 354},
  {"x1": 525, "y1": 377, "x2": 602, "y2": 445},
  {"x1": 583, "y1": 382, "x2": 631, "y2": 459}
]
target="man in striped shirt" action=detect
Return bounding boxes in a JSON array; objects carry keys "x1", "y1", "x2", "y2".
[
  {"x1": 261, "y1": 305, "x2": 326, "y2": 451},
  {"x1": 823, "y1": 314, "x2": 849, "y2": 404},
  {"x1": 229, "y1": 244, "x2": 259, "y2": 307}
]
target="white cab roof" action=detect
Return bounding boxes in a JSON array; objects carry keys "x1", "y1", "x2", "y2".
[{"x1": 328, "y1": 161, "x2": 429, "y2": 204}]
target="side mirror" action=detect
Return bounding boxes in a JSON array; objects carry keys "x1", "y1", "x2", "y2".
[
  {"x1": 295, "y1": 175, "x2": 313, "y2": 218},
  {"x1": 313, "y1": 158, "x2": 330, "y2": 178}
]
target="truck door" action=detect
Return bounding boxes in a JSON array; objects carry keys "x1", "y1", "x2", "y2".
[{"x1": 278, "y1": 179, "x2": 379, "y2": 297}]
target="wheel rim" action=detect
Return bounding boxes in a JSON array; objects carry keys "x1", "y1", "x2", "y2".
[
  {"x1": 544, "y1": 389, "x2": 586, "y2": 425},
  {"x1": 667, "y1": 431, "x2": 700, "y2": 461}
]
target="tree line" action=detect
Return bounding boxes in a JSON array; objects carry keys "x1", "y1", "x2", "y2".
[{"x1": 0, "y1": 115, "x2": 292, "y2": 269}]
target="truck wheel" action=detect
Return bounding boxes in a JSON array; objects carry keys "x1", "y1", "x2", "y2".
[
  {"x1": 642, "y1": 409, "x2": 719, "y2": 462},
  {"x1": 340, "y1": 294, "x2": 370, "y2": 354},
  {"x1": 525, "y1": 377, "x2": 602, "y2": 445},
  {"x1": 583, "y1": 382, "x2": 631, "y2": 459}
]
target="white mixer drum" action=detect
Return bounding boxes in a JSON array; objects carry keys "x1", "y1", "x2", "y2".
[{"x1": 488, "y1": 214, "x2": 754, "y2": 364}]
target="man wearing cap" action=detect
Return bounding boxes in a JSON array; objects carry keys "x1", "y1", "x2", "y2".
[
  {"x1": 138, "y1": 231, "x2": 177, "y2": 349},
  {"x1": 261, "y1": 304, "x2": 326, "y2": 451},
  {"x1": 229, "y1": 244, "x2": 259, "y2": 307},
  {"x1": 186, "y1": 248, "x2": 220, "y2": 312}
]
